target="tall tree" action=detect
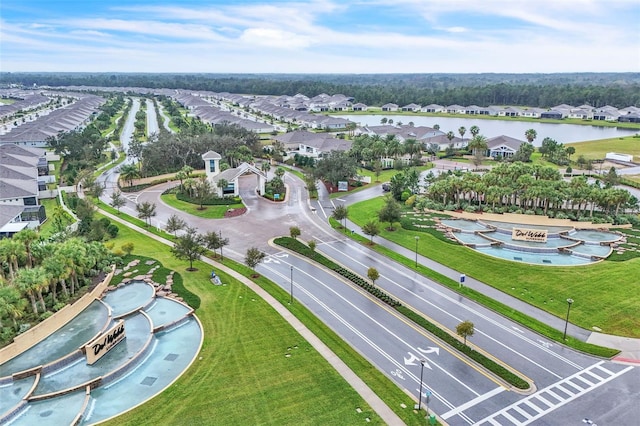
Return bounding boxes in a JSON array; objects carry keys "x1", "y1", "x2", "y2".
[
  {"x1": 165, "y1": 214, "x2": 186, "y2": 237},
  {"x1": 458, "y1": 126, "x2": 466, "y2": 142},
  {"x1": 13, "y1": 228, "x2": 38, "y2": 269},
  {"x1": 202, "y1": 230, "x2": 229, "y2": 260},
  {"x1": 244, "y1": 247, "x2": 266, "y2": 277},
  {"x1": 362, "y1": 220, "x2": 380, "y2": 244},
  {"x1": 109, "y1": 190, "x2": 126, "y2": 214},
  {"x1": 171, "y1": 227, "x2": 206, "y2": 271},
  {"x1": 119, "y1": 163, "x2": 140, "y2": 187},
  {"x1": 136, "y1": 202, "x2": 157, "y2": 227},
  {"x1": 456, "y1": 320, "x2": 475, "y2": 346},
  {"x1": 332, "y1": 204, "x2": 349, "y2": 229},
  {"x1": 378, "y1": 196, "x2": 402, "y2": 231}
]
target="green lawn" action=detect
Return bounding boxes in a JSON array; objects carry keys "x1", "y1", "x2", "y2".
[
  {"x1": 566, "y1": 134, "x2": 640, "y2": 161},
  {"x1": 39, "y1": 197, "x2": 74, "y2": 237},
  {"x1": 348, "y1": 197, "x2": 640, "y2": 338},
  {"x1": 160, "y1": 193, "x2": 245, "y2": 218},
  {"x1": 102, "y1": 221, "x2": 425, "y2": 425}
]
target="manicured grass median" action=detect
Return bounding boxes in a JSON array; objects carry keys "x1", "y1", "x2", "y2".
[
  {"x1": 160, "y1": 193, "x2": 244, "y2": 219},
  {"x1": 346, "y1": 198, "x2": 639, "y2": 340}
]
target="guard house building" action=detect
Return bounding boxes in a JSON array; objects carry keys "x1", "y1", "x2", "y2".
[{"x1": 202, "y1": 151, "x2": 266, "y2": 197}]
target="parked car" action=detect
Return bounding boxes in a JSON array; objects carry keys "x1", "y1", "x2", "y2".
[{"x1": 382, "y1": 182, "x2": 391, "y2": 192}]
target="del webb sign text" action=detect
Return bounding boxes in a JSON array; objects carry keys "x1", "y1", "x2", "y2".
[
  {"x1": 85, "y1": 320, "x2": 126, "y2": 365},
  {"x1": 511, "y1": 228, "x2": 548, "y2": 243}
]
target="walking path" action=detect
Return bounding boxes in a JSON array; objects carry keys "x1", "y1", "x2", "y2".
[{"x1": 97, "y1": 207, "x2": 405, "y2": 426}]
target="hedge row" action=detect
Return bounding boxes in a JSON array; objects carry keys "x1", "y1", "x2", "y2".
[
  {"x1": 274, "y1": 237, "x2": 401, "y2": 308},
  {"x1": 275, "y1": 236, "x2": 531, "y2": 390},
  {"x1": 396, "y1": 306, "x2": 529, "y2": 389},
  {"x1": 174, "y1": 191, "x2": 241, "y2": 206}
]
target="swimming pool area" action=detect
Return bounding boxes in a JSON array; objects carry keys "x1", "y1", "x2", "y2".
[
  {"x1": 0, "y1": 280, "x2": 202, "y2": 425},
  {"x1": 440, "y1": 218, "x2": 622, "y2": 266}
]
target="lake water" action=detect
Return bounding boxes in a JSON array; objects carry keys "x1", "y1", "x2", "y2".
[{"x1": 332, "y1": 114, "x2": 638, "y2": 146}]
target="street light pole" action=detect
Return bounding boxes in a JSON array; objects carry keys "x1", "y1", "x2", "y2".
[
  {"x1": 290, "y1": 266, "x2": 294, "y2": 305},
  {"x1": 219, "y1": 229, "x2": 224, "y2": 261},
  {"x1": 417, "y1": 359, "x2": 425, "y2": 410},
  {"x1": 414, "y1": 236, "x2": 419, "y2": 268},
  {"x1": 563, "y1": 298, "x2": 574, "y2": 340}
]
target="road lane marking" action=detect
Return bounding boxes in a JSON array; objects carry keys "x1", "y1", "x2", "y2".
[
  {"x1": 260, "y1": 260, "x2": 480, "y2": 421},
  {"x1": 441, "y1": 386, "x2": 505, "y2": 420},
  {"x1": 320, "y1": 239, "x2": 580, "y2": 374},
  {"x1": 475, "y1": 361, "x2": 634, "y2": 425}
]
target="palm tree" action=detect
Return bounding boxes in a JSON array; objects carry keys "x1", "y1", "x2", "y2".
[
  {"x1": 217, "y1": 178, "x2": 229, "y2": 196},
  {"x1": 13, "y1": 228, "x2": 38, "y2": 268},
  {"x1": 15, "y1": 267, "x2": 48, "y2": 314},
  {"x1": 458, "y1": 126, "x2": 466, "y2": 143},
  {"x1": 446, "y1": 131, "x2": 455, "y2": 143},
  {"x1": 119, "y1": 163, "x2": 140, "y2": 187},
  {"x1": 468, "y1": 135, "x2": 488, "y2": 157},
  {"x1": 470, "y1": 125, "x2": 480, "y2": 137},
  {"x1": 0, "y1": 285, "x2": 26, "y2": 330},
  {"x1": 0, "y1": 238, "x2": 24, "y2": 280},
  {"x1": 525, "y1": 128, "x2": 537, "y2": 143}
]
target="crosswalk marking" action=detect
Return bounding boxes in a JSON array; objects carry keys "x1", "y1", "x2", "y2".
[{"x1": 474, "y1": 361, "x2": 633, "y2": 425}]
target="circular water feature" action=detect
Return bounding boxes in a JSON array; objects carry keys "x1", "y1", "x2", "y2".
[
  {"x1": 441, "y1": 218, "x2": 622, "y2": 265},
  {"x1": 0, "y1": 280, "x2": 203, "y2": 426}
]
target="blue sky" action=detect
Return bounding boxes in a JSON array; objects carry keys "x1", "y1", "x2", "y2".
[{"x1": 1, "y1": 0, "x2": 639, "y2": 73}]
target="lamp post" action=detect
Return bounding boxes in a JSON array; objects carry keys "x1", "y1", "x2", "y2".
[
  {"x1": 414, "y1": 236, "x2": 419, "y2": 268},
  {"x1": 219, "y1": 229, "x2": 224, "y2": 261},
  {"x1": 563, "y1": 298, "x2": 574, "y2": 340},
  {"x1": 289, "y1": 266, "x2": 294, "y2": 304},
  {"x1": 417, "y1": 359, "x2": 426, "y2": 410}
]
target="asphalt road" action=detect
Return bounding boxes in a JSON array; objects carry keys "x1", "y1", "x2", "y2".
[{"x1": 97, "y1": 142, "x2": 639, "y2": 424}]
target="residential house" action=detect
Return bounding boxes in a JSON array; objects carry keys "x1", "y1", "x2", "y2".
[
  {"x1": 445, "y1": 104, "x2": 465, "y2": 114},
  {"x1": 401, "y1": 103, "x2": 421, "y2": 112},
  {"x1": 352, "y1": 103, "x2": 368, "y2": 111},
  {"x1": 540, "y1": 110, "x2": 565, "y2": 120},
  {"x1": 486, "y1": 135, "x2": 525, "y2": 158},
  {"x1": 0, "y1": 144, "x2": 48, "y2": 237},
  {"x1": 421, "y1": 104, "x2": 444, "y2": 113},
  {"x1": 381, "y1": 103, "x2": 399, "y2": 112}
]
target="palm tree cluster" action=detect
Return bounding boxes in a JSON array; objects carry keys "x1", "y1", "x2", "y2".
[
  {"x1": 349, "y1": 134, "x2": 423, "y2": 169},
  {"x1": 0, "y1": 229, "x2": 115, "y2": 345},
  {"x1": 422, "y1": 162, "x2": 637, "y2": 219}
]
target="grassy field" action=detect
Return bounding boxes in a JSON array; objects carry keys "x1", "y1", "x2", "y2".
[
  {"x1": 160, "y1": 193, "x2": 245, "y2": 219},
  {"x1": 348, "y1": 197, "x2": 640, "y2": 338},
  {"x1": 100, "y1": 216, "x2": 426, "y2": 425},
  {"x1": 567, "y1": 134, "x2": 640, "y2": 161},
  {"x1": 103, "y1": 226, "x2": 387, "y2": 425},
  {"x1": 38, "y1": 197, "x2": 74, "y2": 237}
]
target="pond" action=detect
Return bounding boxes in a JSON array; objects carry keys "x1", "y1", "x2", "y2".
[{"x1": 331, "y1": 114, "x2": 638, "y2": 145}]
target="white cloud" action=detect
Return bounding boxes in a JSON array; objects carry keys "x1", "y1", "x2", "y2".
[{"x1": 240, "y1": 28, "x2": 312, "y2": 49}]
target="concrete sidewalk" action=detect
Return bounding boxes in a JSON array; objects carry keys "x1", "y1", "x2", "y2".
[{"x1": 99, "y1": 208, "x2": 405, "y2": 425}]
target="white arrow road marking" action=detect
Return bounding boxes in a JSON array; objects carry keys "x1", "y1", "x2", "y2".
[
  {"x1": 404, "y1": 352, "x2": 432, "y2": 369},
  {"x1": 418, "y1": 346, "x2": 440, "y2": 356}
]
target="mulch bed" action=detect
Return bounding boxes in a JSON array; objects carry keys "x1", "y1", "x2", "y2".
[{"x1": 224, "y1": 207, "x2": 247, "y2": 218}]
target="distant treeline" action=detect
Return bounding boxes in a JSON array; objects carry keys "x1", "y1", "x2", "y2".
[{"x1": 2, "y1": 72, "x2": 639, "y2": 108}]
